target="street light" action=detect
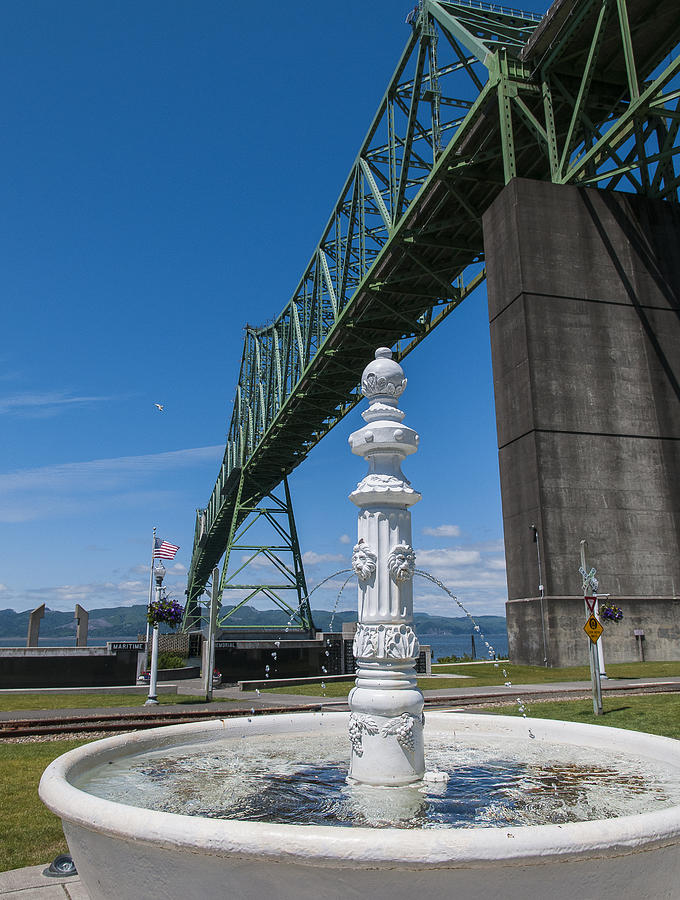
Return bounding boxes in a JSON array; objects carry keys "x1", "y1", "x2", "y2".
[{"x1": 145, "y1": 562, "x2": 166, "y2": 706}]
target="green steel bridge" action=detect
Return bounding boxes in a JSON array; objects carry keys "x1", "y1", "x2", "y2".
[{"x1": 183, "y1": 0, "x2": 680, "y2": 632}]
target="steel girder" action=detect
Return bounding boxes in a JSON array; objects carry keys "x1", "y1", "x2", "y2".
[{"x1": 185, "y1": 0, "x2": 680, "y2": 620}]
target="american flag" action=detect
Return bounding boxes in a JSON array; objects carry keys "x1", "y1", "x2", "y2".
[{"x1": 153, "y1": 537, "x2": 180, "y2": 560}]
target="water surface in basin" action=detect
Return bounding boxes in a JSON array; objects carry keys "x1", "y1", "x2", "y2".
[{"x1": 76, "y1": 726, "x2": 679, "y2": 829}]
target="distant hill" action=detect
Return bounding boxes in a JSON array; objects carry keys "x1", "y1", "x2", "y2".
[
  {"x1": 0, "y1": 604, "x2": 506, "y2": 640},
  {"x1": 0, "y1": 605, "x2": 153, "y2": 640}
]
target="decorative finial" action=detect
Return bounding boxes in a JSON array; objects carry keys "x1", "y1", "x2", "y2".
[{"x1": 361, "y1": 347, "x2": 407, "y2": 401}]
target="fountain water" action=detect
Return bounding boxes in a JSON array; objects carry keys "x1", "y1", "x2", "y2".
[{"x1": 40, "y1": 349, "x2": 680, "y2": 900}]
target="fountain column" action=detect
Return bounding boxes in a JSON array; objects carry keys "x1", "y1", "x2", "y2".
[{"x1": 347, "y1": 348, "x2": 424, "y2": 785}]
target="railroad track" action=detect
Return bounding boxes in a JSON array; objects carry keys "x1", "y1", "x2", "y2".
[
  {"x1": 2, "y1": 681, "x2": 678, "y2": 738},
  {"x1": 0, "y1": 703, "x2": 330, "y2": 739}
]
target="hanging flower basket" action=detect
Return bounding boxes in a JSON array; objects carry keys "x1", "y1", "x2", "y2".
[
  {"x1": 147, "y1": 598, "x2": 184, "y2": 629},
  {"x1": 599, "y1": 602, "x2": 623, "y2": 623}
]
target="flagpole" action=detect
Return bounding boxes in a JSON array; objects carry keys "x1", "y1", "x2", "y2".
[{"x1": 146, "y1": 526, "x2": 156, "y2": 645}]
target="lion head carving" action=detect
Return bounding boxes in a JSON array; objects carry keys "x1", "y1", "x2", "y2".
[
  {"x1": 387, "y1": 543, "x2": 416, "y2": 584},
  {"x1": 351, "y1": 541, "x2": 377, "y2": 581}
]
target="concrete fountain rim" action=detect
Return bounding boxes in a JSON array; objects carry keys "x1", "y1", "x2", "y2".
[{"x1": 39, "y1": 711, "x2": 680, "y2": 869}]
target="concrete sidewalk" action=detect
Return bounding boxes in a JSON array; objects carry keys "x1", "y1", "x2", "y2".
[{"x1": 0, "y1": 864, "x2": 86, "y2": 898}]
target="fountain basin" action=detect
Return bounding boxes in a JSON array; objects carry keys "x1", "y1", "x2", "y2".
[{"x1": 40, "y1": 712, "x2": 680, "y2": 900}]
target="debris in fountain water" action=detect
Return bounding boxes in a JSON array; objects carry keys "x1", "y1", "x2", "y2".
[{"x1": 423, "y1": 770, "x2": 449, "y2": 783}]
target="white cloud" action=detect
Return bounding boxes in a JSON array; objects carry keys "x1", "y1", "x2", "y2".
[
  {"x1": 417, "y1": 548, "x2": 481, "y2": 568},
  {"x1": 339, "y1": 534, "x2": 352, "y2": 545},
  {"x1": 170, "y1": 562, "x2": 187, "y2": 573},
  {"x1": 0, "y1": 564, "x2": 191, "y2": 612},
  {"x1": 0, "y1": 445, "x2": 223, "y2": 522},
  {"x1": 0, "y1": 391, "x2": 111, "y2": 417},
  {"x1": 422, "y1": 524, "x2": 461, "y2": 538},
  {"x1": 302, "y1": 551, "x2": 346, "y2": 566},
  {"x1": 238, "y1": 554, "x2": 280, "y2": 572}
]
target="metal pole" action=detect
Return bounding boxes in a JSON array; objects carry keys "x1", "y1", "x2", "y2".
[
  {"x1": 531, "y1": 524, "x2": 548, "y2": 666},
  {"x1": 146, "y1": 527, "x2": 156, "y2": 646},
  {"x1": 146, "y1": 625, "x2": 160, "y2": 704},
  {"x1": 204, "y1": 567, "x2": 219, "y2": 702},
  {"x1": 145, "y1": 562, "x2": 165, "y2": 706},
  {"x1": 580, "y1": 540, "x2": 603, "y2": 716},
  {"x1": 594, "y1": 596, "x2": 607, "y2": 678}
]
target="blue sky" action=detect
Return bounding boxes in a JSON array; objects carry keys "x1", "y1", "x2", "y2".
[{"x1": 0, "y1": 0, "x2": 550, "y2": 619}]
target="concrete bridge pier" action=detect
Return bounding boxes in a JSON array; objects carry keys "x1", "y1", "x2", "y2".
[{"x1": 483, "y1": 178, "x2": 680, "y2": 666}]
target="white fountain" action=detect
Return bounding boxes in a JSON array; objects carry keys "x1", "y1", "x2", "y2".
[
  {"x1": 40, "y1": 349, "x2": 680, "y2": 900},
  {"x1": 347, "y1": 347, "x2": 424, "y2": 786}
]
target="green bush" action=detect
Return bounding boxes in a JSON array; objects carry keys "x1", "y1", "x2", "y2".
[{"x1": 157, "y1": 652, "x2": 187, "y2": 670}]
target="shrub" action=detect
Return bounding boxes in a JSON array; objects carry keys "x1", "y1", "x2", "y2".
[{"x1": 157, "y1": 652, "x2": 187, "y2": 670}]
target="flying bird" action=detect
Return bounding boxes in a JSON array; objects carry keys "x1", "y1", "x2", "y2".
[{"x1": 154, "y1": 403, "x2": 164, "y2": 411}]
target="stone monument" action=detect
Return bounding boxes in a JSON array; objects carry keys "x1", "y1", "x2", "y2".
[
  {"x1": 26, "y1": 603, "x2": 45, "y2": 647},
  {"x1": 347, "y1": 347, "x2": 424, "y2": 785},
  {"x1": 75, "y1": 604, "x2": 89, "y2": 647}
]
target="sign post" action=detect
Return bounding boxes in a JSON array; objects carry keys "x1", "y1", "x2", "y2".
[
  {"x1": 203, "y1": 567, "x2": 219, "y2": 702},
  {"x1": 580, "y1": 540, "x2": 603, "y2": 716}
]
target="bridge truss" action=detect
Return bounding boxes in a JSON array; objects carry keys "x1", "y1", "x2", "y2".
[{"x1": 183, "y1": 0, "x2": 680, "y2": 630}]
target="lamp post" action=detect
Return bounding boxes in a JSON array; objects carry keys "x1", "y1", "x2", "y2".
[{"x1": 145, "y1": 562, "x2": 165, "y2": 706}]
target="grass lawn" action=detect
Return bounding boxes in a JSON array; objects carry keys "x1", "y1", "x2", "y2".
[
  {"x1": 261, "y1": 660, "x2": 680, "y2": 697},
  {"x1": 1, "y1": 739, "x2": 89, "y2": 870},
  {"x1": 0, "y1": 693, "x2": 209, "y2": 712},
  {"x1": 493, "y1": 693, "x2": 680, "y2": 740}
]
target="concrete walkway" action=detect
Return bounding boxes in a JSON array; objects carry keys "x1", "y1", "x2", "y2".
[{"x1": 0, "y1": 865, "x2": 86, "y2": 899}]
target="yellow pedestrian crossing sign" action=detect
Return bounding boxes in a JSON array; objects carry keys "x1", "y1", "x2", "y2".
[{"x1": 584, "y1": 615, "x2": 603, "y2": 643}]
